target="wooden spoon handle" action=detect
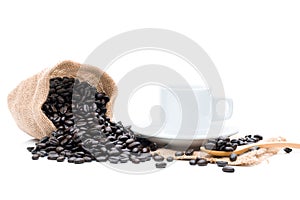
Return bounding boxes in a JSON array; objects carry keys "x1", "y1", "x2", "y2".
[
  {"x1": 235, "y1": 141, "x2": 300, "y2": 155},
  {"x1": 248, "y1": 141, "x2": 300, "y2": 149}
]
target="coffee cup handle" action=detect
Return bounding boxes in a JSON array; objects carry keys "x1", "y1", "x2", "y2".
[{"x1": 213, "y1": 98, "x2": 233, "y2": 121}]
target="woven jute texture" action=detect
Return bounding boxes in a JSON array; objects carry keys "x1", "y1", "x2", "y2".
[{"x1": 8, "y1": 60, "x2": 117, "y2": 139}]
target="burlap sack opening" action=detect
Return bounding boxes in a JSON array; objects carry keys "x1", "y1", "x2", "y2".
[{"x1": 8, "y1": 60, "x2": 117, "y2": 139}]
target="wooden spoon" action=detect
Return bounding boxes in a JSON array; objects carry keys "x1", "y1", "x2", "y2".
[{"x1": 200, "y1": 141, "x2": 300, "y2": 157}]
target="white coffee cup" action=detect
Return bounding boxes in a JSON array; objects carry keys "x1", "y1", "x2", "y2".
[{"x1": 159, "y1": 87, "x2": 233, "y2": 137}]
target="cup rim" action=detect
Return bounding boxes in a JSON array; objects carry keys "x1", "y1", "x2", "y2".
[{"x1": 159, "y1": 86, "x2": 209, "y2": 91}]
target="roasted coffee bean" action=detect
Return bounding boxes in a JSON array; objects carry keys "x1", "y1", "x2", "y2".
[
  {"x1": 60, "y1": 138, "x2": 69, "y2": 146},
  {"x1": 31, "y1": 147, "x2": 39, "y2": 154},
  {"x1": 197, "y1": 159, "x2": 208, "y2": 166},
  {"x1": 175, "y1": 151, "x2": 184, "y2": 157},
  {"x1": 166, "y1": 156, "x2": 174, "y2": 162},
  {"x1": 65, "y1": 151, "x2": 73, "y2": 158},
  {"x1": 229, "y1": 153, "x2": 237, "y2": 162},
  {"x1": 107, "y1": 135, "x2": 115, "y2": 141},
  {"x1": 74, "y1": 158, "x2": 85, "y2": 164},
  {"x1": 121, "y1": 148, "x2": 131, "y2": 153},
  {"x1": 74, "y1": 152, "x2": 85, "y2": 158},
  {"x1": 153, "y1": 155, "x2": 164, "y2": 162},
  {"x1": 155, "y1": 162, "x2": 167, "y2": 168},
  {"x1": 128, "y1": 141, "x2": 141, "y2": 149},
  {"x1": 105, "y1": 126, "x2": 112, "y2": 133},
  {"x1": 140, "y1": 147, "x2": 148, "y2": 153},
  {"x1": 222, "y1": 166, "x2": 235, "y2": 173},
  {"x1": 204, "y1": 143, "x2": 216, "y2": 150},
  {"x1": 125, "y1": 138, "x2": 135, "y2": 145},
  {"x1": 141, "y1": 152, "x2": 152, "y2": 158},
  {"x1": 189, "y1": 159, "x2": 197, "y2": 165},
  {"x1": 216, "y1": 161, "x2": 228, "y2": 167},
  {"x1": 39, "y1": 151, "x2": 48, "y2": 157},
  {"x1": 253, "y1": 134, "x2": 263, "y2": 141},
  {"x1": 185, "y1": 149, "x2": 194, "y2": 156},
  {"x1": 57, "y1": 156, "x2": 65, "y2": 162},
  {"x1": 100, "y1": 147, "x2": 108, "y2": 153},
  {"x1": 108, "y1": 149, "x2": 120, "y2": 156},
  {"x1": 118, "y1": 135, "x2": 128, "y2": 142},
  {"x1": 120, "y1": 152, "x2": 131, "y2": 157},
  {"x1": 105, "y1": 142, "x2": 115, "y2": 149},
  {"x1": 138, "y1": 153, "x2": 151, "y2": 162},
  {"x1": 224, "y1": 146, "x2": 234, "y2": 152},
  {"x1": 27, "y1": 147, "x2": 34, "y2": 152},
  {"x1": 32, "y1": 154, "x2": 40, "y2": 160},
  {"x1": 284, "y1": 147, "x2": 292, "y2": 153},
  {"x1": 48, "y1": 154, "x2": 59, "y2": 160},
  {"x1": 40, "y1": 136, "x2": 50, "y2": 143},
  {"x1": 96, "y1": 156, "x2": 108, "y2": 162},
  {"x1": 36, "y1": 143, "x2": 46, "y2": 148},
  {"x1": 149, "y1": 143, "x2": 158, "y2": 151},
  {"x1": 65, "y1": 120, "x2": 74, "y2": 126},
  {"x1": 131, "y1": 147, "x2": 139, "y2": 153},
  {"x1": 76, "y1": 121, "x2": 87, "y2": 127},
  {"x1": 83, "y1": 157, "x2": 92, "y2": 162},
  {"x1": 56, "y1": 146, "x2": 64, "y2": 153},
  {"x1": 232, "y1": 143, "x2": 238, "y2": 150},
  {"x1": 231, "y1": 139, "x2": 239, "y2": 143},
  {"x1": 131, "y1": 158, "x2": 140, "y2": 164},
  {"x1": 120, "y1": 157, "x2": 129, "y2": 163},
  {"x1": 48, "y1": 150, "x2": 57, "y2": 155},
  {"x1": 115, "y1": 144, "x2": 123, "y2": 150},
  {"x1": 109, "y1": 157, "x2": 119, "y2": 164}
]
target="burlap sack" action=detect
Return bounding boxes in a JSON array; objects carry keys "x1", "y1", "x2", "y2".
[{"x1": 8, "y1": 60, "x2": 118, "y2": 139}]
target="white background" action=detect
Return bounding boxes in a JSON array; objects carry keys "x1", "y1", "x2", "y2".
[{"x1": 1, "y1": 0, "x2": 300, "y2": 199}]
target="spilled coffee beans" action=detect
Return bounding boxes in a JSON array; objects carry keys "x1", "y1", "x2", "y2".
[
  {"x1": 222, "y1": 166, "x2": 235, "y2": 173},
  {"x1": 185, "y1": 149, "x2": 194, "y2": 156},
  {"x1": 197, "y1": 159, "x2": 208, "y2": 166},
  {"x1": 166, "y1": 156, "x2": 174, "y2": 162},
  {"x1": 216, "y1": 161, "x2": 228, "y2": 167},
  {"x1": 229, "y1": 153, "x2": 238, "y2": 162},
  {"x1": 189, "y1": 159, "x2": 197, "y2": 165},
  {"x1": 28, "y1": 77, "x2": 156, "y2": 165},
  {"x1": 155, "y1": 162, "x2": 167, "y2": 168}
]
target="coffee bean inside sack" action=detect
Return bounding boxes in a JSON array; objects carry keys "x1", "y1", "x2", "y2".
[{"x1": 27, "y1": 77, "x2": 157, "y2": 165}]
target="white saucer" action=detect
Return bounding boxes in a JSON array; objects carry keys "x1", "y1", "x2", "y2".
[{"x1": 137, "y1": 126, "x2": 239, "y2": 149}]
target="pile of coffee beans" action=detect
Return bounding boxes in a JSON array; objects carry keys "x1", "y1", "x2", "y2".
[
  {"x1": 27, "y1": 77, "x2": 157, "y2": 165},
  {"x1": 203, "y1": 134, "x2": 263, "y2": 151}
]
